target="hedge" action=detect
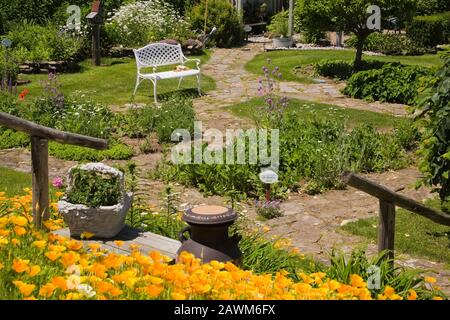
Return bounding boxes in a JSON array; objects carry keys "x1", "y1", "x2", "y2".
[{"x1": 406, "y1": 11, "x2": 450, "y2": 48}]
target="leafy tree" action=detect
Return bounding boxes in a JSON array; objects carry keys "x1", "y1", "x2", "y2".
[
  {"x1": 296, "y1": 0, "x2": 416, "y2": 69},
  {"x1": 415, "y1": 53, "x2": 450, "y2": 212}
]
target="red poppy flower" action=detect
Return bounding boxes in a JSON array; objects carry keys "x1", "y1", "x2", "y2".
[{"x1": 18, "y1": 89, "x2": 30, "y2": 101}]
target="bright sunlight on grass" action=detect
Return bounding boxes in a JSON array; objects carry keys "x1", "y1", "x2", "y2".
[
  {"x1": 0, "y1": 166, "x2": 31, "y2": 196},
  {"x1": 228, "y1": 97, "x2": 409, "y2": 129},
  {"x1": 245, "y1": 50, "x2": 444, "y2": 83},
  {"x1": 18, "y1": 51, "x2": 215, "y2": 106},
  {"x1": 341, "y1": 199, "x2": 450, "y2": 265}
]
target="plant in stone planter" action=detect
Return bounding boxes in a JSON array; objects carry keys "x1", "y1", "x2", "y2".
[
  {"x1": 58, "y1": 163, "x2": 133, "y2": 238},
  {"x1": 268, "y1": 10, "x2": 292, "y2": 48}
]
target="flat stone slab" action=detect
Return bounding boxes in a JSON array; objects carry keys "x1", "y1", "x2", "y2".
[{"x1": 54, "y1": 226, "x2": 181, "y2": 259}]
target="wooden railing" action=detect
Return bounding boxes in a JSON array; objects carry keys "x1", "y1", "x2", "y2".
[
  {"x1": 342, "y1": 172, "x2": 450, "y2": 265},
  {"x1": 0, "y1": 112, "x2": 108, "y2": 228}
]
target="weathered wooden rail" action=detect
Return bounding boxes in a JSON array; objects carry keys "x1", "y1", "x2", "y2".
[
  {"x1": 342, "y1": 172, "x2": 450, "y2": 265},
  {"x1": 0, "y1": 111, "x2": 108, "y2": 228}
]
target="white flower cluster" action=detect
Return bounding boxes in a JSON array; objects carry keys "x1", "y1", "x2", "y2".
[{"x1": 107, "y1": 0, "x2": 191, "y2": 46}]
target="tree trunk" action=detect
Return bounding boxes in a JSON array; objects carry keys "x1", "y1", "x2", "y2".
[{"x1": 354, "y1": 36, "x2": 365, "y2": 71}]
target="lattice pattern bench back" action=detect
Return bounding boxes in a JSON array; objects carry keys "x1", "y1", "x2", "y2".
[{"x1": 134, "y1": 43, "x2": 184, "y2": 67}]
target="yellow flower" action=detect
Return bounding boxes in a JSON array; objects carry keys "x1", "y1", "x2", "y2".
[
  {"x1": 23, "y1": 296, "x2": 37, "y2": 300},
  {"x1": 13, "y1": 281, "x2": 35, "y2": 297},
  {"x1": 144, "y1": 284, "x2": 164, "y2": 297},
  {"x1": 48, "y1": 245, "x2": 66, "y2": 252},
  {"x1": 67, "y1": 240, "x2": 83, "y2": 251},
  {"x1": 432, "y1": 296, "x2": 443, "y2": 300},
  {"x1": 171, "y1": 292, "x2": 186, "y2": 300},
  {"x1": 130, "y1": 244, "x2": 141, "y2": 251},
  {"x1": 64, "y1": 292, "x2": 82, "y2": 300},
  {"x1": 55, "y1": 191, "x2": 65, "y2": 198},
  {"x1": 81, "y1": 231, "x2": 95, "y2": 239},
  {"x1": 32, "y1": 240, "x2": 47, "y2": 249},
  {"x1": 39, "y1": 283, "x2": 56, "y2": 298},
  {"x1": 407, "y1": 289, "x2": 417, "y2": 300},
  {"x1": 45, "y1": 251, "x2": 62, "y2": 261},
  {"x1": 10, "y1": 216, "x2": 28, "y2": 226},
  {"x1": 0, "y1": 261, "x2": 3, "y2": 270},
  {"x1": 0, "y1": 237, "x2": 8, "y2": 246},
  {"x1": 12, "y1": 258, "x2": 29, "y2": 273},
  {"x1": 13, "y1": 226, "x2": 27, "y2": 236},
  {"x1": 27, "y1": 265, "x2": 41, "y2": 277},
  {"x1": 61, "y1": 251, "x2": 80, "y2": 267},
  {"x1": 425, "y1": 277, "x2": 437, "y2": 284},
  {"x1": 88, "y1": 243, "x2": 101, "y2": 251},
  {"x1": 350, "y1": 274, "x2": 366, "y2": 288},
  {"x1": 11, "y1": 238, "x2": 21, "y2": 246},
  {"x1": 114, "y1": 240, "x2": 124, "y2": 247},
  {"x1": 51, "y1": 276, "x2": 68, "y2": 291}
]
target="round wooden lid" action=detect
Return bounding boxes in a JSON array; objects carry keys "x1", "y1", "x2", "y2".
[{"x1": 183, "y1": 205, "x2": 236, "y2": 225}]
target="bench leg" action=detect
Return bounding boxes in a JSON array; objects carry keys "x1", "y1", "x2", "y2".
[
  {"x1": 153, "y1": 79, "x2": 158, "y2": 103},
  {"x1": 133, "y1": 75, "x2": 141, "y2": 97},
  {"x1": 177, "y1": 77, "x2": 183, "y2": 89},
  {"x1": 196, "y1": 75, "x2": 201, "y2": 96}
]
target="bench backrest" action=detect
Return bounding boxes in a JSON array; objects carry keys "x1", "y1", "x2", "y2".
[{"x1": 134, "y1": 43, "x2": 184, "y2": 68}]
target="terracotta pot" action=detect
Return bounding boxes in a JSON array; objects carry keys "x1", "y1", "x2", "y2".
[{"x1": 177, "y1": 205, "x2": 242, "y2": 265}]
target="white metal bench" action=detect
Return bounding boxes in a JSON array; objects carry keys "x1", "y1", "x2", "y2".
[{"x1": 132, "y1": 43, "x2": 201, "y2": 103}]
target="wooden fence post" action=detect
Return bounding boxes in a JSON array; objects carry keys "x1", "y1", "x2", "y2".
[
  {"x1": 378, "y1": 199, "x2": 395, "y2": 265},
  {"x1": 31, "y1": 136, "x2": 49, "y2": 229}
]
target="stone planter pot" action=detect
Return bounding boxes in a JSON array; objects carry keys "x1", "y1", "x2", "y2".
[
  {"x1": 272, "y1": 36, "x2": 293, "y2": 48},
  {"x1": 58, "y1": 163, "x2": 133, "y2": 239}
]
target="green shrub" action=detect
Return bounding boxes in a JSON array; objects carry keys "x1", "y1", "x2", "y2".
[
  {"x1": 415, "y1": 0, "x2": 450, "y2": 15},
  {"x1": 118, "y1": 96, "x2": 195, "y2": 143},
  {"x1": 56, "y1": 99, "x2": 114, "y2": 139},
  {"x1": 66, "y1": 166, "x2": 122, "y2": 207},
  {"x1": 0, "y1": 48, "x2": 19, "y2": 90},
  {"x1": 346, "y1": 33, "x2": 428, "y2": 56},
  {"x1": 343, "y1": 63, "x2": 434, "y2": 105},
  {"x1": 414, "y1": 53, "x2": 450, "y2": 211},
  {"x1": 189, "y1": 0, "x2": 244, "y2": 48},
  {"x1": 155, "y1": 117, "x2": 413, "y2": 198},
  {"x1": 314, "y1": 59, "x2": 388, "y2": 80},
  {"x1": 0, "y1": 92, "x2": 20, "y2": 117},
  {"x1": 326, "y1": 249, "x2": 441, "y2": 299},
  {"x1": 154, "y1": 96, "x2": 196, "y2": 143},
  {"x1": 0, "y1": 130, "x2": 29, "y2": 149},
  {"x1": 255, "y1": 200, "x2": 283, "y2": 220},
  {"x1": 268, "y1": 10, "x2": 289, "y2": 38},
  {"x1": 302, "y1": 30, "x2": 327, "y2": 45},
  {"x1": 406, "y1": 12, "x2": 450, "y2": 48},
  {"x1": 3, "y1": 22, "x2": 85, "y2": 63},
  {"x1": 314, "y1": 60, "x2": 353, "y2": 80},
  {"x1": 49, "y1": 142, "x2": 133, "y2": 161}
]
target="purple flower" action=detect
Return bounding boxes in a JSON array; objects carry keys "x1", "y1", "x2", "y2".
[{"x1": 52, "y1": 176, "x2": 64, "y2": 189}]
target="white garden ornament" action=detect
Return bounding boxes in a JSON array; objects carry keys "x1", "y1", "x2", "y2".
[
  {"x1": 132, "y1": 43, "x2": 201, "y2": 103},
  {"x1": 58, "y1": 163, "x2": 133, "y2": 238}
]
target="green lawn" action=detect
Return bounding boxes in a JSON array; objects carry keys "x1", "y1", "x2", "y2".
[
  {"x1": 0, "y1": 166, "x2": 32, "y2": 196},
  {"x1": 341, "y1": 199, "x2": 450, "y2": 265},
  {"x1": 245, "y1": 50, "x2": 444, "y2": 83},
  {"x1": 0, "y1": 166, "x2": 59, "y2": 198},
  {"x1": 18, "y1": 51, "x2": 215, "y2": 106},
  {"x1": 229, "y1": 97, "x2": 408, "y2": 129}
]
